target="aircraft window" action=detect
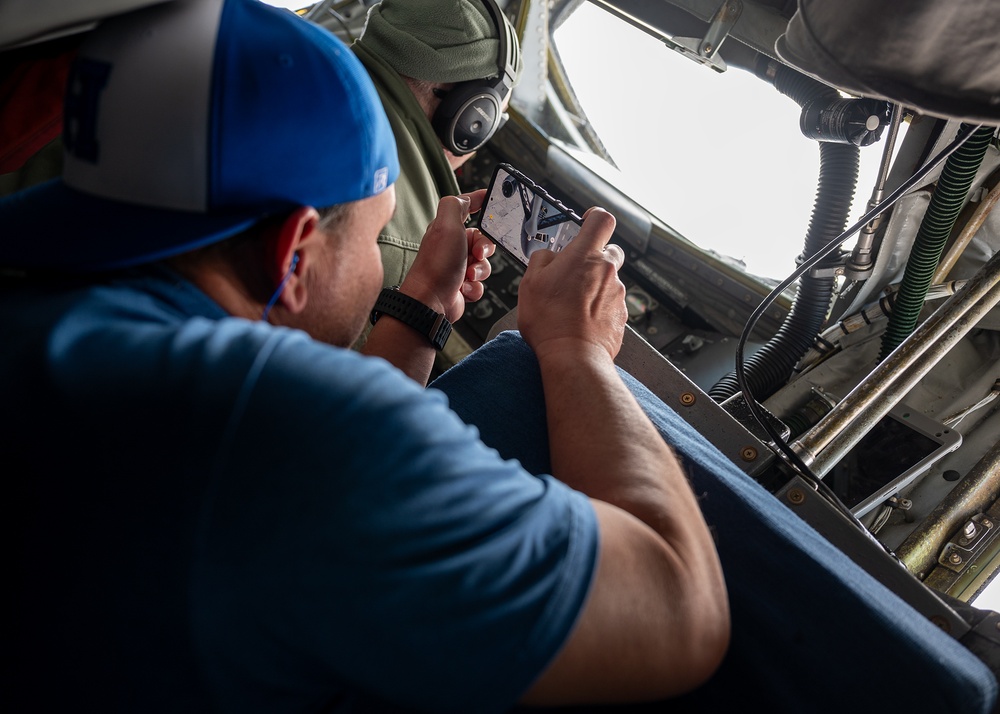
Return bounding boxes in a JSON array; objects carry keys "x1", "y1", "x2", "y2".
[{"x1": 550, "y1": 2, "x2": 898, "y2": 284}]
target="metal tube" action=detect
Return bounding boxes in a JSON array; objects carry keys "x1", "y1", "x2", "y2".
[
  {"x1": 895, "y1": 440, "x2": 1000, "y2": 579},
  {"x1": 792, "y1": 248, "x2": 1000, "y2": 475},
  {"x1": 873, "y1": 104, "x2": 904, "y2": 190},
  {"x1": 934, "y1": 182, "x2": 1000, "y2": 284},
  {"x1": 846, "y1": 103, "x2": 903, "y2": 278}
]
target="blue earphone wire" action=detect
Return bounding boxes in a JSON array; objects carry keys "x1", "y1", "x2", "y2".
[{"x1": 261, "y1": 253, "x2": 299, "y2": 322}]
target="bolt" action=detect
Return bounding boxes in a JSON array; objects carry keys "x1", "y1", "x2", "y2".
[
  {"x1": 679, "y1": 392, "x2": 696, "y2": 407},
  {"x1": 703, "y1": 42, "x2": 713, "y2": 55},
  {"x1": 948, "y1": 552, "x2": 963, "y2": 565},
  {"x1": 984, "y1": 518, "x2": 993, "y2": 528},
  {"x1": 787, "y1": 488, "x2": 805, "y2": 505},
  {"x1": 741, "y1": 446, "x2": 758, "y2": 462},
  {"x1": 931, "y1": 616, "x2": 951, "y2": 634}
]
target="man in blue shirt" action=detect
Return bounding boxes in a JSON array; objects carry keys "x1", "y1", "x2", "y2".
[
  {"x1": 1, "y1": 0, "x2": 728, "y2": 710},
  {"x1": 1, "y1": 1, "x2": 994, "y2": 712}
]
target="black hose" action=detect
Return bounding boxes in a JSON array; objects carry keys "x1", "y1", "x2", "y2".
[
  {"x1": 770, "y1": 66, "x2": 835, "y2": 110},
  {"x1": 710, "y1": 142, "x2": 859, "y2": 402},
  {"x1": 711, "y1": 65, "x2": 859, "y2": 403},
  {"x1": 878, "y1": 124, "x2": 995, "y2": 361}
]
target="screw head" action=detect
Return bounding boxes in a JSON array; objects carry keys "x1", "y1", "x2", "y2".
[
  {"x1": 787, "y1": 488, "x2": 806, "y2": 505},
  {"x1": 741, "y1": 446, "x2": 758, "y2": 462},
  {"x1": 931, "y1": 615, "x2": 951, "y2": 633},
  {"x1": 679, "y1": 392, "x2": 696, "y2": 407},
  {"x1": 948, "y1": 552, "x2": 963, "y2": 565}
]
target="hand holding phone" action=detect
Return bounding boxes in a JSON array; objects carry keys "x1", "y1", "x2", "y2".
[
  {"x1": 478, "y1": 163, "x2": 583, "y2": 265},
  {"x1": 514, "y1": 205, "x2": 627, "y2": 361}
]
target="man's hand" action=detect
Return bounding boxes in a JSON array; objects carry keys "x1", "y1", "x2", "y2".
[
  {"x1": 516, "y1": 208, "x2": 627, "y2": 362},
  {"x1": 400, "y1": 189, "x2": 494, "y2": 323},
  {"x1": 363, "y1": 189, "x2": 494, "y2": 386}
]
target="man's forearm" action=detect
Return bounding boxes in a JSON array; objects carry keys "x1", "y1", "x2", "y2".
[
  {"x1": 536, "y1": 342, "x2": 716, "y2": 560},
  {"x1": 524, "y1": 340, "x2": 729, "y2": 702},
  {"x1": 362, "y1": 318, "x2": 436, "y2": 386}
]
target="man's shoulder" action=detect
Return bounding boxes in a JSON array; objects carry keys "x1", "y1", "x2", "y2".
[{"x1": 25, "y1": 275, "x2": 419, "y2": 408}]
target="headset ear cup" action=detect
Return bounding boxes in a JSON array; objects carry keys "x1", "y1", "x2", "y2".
[
  {"x1": 430, "y1": 0, "x2": 515, "y2": 156},
  {"x1": 433, "y1": 83, "x2": 503, "y2": 155}
]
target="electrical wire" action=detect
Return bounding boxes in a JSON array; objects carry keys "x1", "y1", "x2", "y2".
[
  {"x1": 736, "y1": 124, "x2": 984, "y2": 507},
  {"x1": 869, "y1": 505, "x2": 893, "y2": 535},
  {"x1": 942, "y1": 380, "x2": 1000, "y2": 429}
]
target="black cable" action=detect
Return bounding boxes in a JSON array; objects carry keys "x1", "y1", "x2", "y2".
[
  {"x1": 736, "y1": 123, "x2": 983, "y2": 518},
  {"x1": 710, "y1": 142, "x2": 858, "y2": 403}
]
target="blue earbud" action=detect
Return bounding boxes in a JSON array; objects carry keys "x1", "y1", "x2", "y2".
[{"x1": 261, "y1": 253, "x2": 300, "y2": 322}]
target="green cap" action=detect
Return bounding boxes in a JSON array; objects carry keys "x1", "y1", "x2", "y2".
[{"x1": 357, "y1": 0, "x2": 521, "y2": 84}]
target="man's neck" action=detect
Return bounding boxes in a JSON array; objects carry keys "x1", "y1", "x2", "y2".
[{"x1": 166, "y1": 253, "x2": 263, "y2": 322}]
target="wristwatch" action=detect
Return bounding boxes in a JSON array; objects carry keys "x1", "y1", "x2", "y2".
[{"x1": 369, "y1": 285, "x2": 453, "y2": 350}]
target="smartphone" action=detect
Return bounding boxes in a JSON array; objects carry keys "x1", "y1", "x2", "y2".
[{"x1": 478, "y1": 163, "x2": 583, "y2": 265}]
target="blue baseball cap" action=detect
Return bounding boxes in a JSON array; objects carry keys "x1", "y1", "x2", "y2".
[{"x1": 0, "y1": 0, "x2": 399, "y2": 272}]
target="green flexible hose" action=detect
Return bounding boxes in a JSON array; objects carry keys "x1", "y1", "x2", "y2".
[{"x1": 878, "y1": 124, "x2": 995, "y2": 361}]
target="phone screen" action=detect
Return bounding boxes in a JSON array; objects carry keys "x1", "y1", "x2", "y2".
[{"x1": 478, "y1": 163, "x2": 582, "y2": 265}]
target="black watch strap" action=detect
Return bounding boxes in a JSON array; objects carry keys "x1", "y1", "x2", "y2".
[{"x1": 369, "y1": 286, "x2": 452, "y2": 350}]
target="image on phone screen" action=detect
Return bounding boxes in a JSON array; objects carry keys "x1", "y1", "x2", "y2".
[{"x1": 479, "y1": 163, "x2": 582, "y2": 265}]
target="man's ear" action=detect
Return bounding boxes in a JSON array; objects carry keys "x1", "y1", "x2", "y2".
[{"x1": 266, "y1": 206, "x2": 323, "y2": 315}]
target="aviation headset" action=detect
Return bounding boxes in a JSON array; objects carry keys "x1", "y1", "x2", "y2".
[{"x1": 431, "y1": 0, "x2": 519, "y2": 155}]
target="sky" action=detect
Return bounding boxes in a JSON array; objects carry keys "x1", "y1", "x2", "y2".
[{"x1": 551, "y1": 2, "x2": 897, "y2": 283}]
